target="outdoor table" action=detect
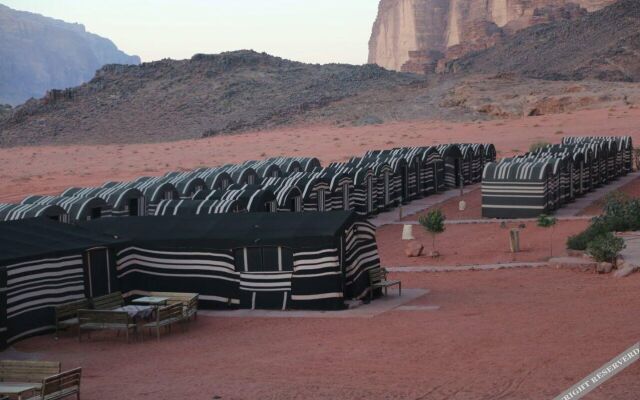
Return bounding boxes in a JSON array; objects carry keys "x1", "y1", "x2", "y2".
[
  {"x1": 113, "y1": 305, "x2": 154, "y2": 322},
  {"x1": 0, "y1": 383, "x2": 37, "y2": 400},
  {"x1": 132, "y1": 296, "x2": 169, "y2": 307}
]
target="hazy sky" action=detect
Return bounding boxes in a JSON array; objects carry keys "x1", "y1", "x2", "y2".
[{"x1": 2, "y1": 0, "x2": 380, "y2": 65}]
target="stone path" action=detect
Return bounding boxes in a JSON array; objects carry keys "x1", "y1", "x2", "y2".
[
  {"x1": 369, "y1": 184, "x2": 480, "y2": 227},
  {"x1": 386, "y1": 262, "x2": 548, "y2": 273},
  {"x1": 199, "y1": 288, "x2": 428, "y2": 319}
]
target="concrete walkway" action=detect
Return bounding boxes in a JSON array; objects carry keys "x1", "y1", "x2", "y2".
[
  {"x1": 370, "y1": 184, "x2": 480, "y2": 227},
  {"x1": 555, "y1": 172, "x2": 640, "y2": 217},
  {"x1": 386, "y1": 261, "x2": 548, "y2": 273},
  {"x1": 198, "y1": 288, "x2": 429, "y2": 319},
  {"x1": 390, "y1": 216, "x2": 592, "y2": 226}
]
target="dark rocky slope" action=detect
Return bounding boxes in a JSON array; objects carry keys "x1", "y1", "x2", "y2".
[{"x1": 445, "y1": 0, "x2": 640, "y2": 82}]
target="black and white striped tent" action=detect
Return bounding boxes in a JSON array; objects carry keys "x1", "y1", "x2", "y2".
[
  {"x1": 195, "y1": 168, "x2": 234, "y2": 191},
  {"x1": 436, "y1": 144, "x2": 464, "y2": 189},
  {"x1": 61, "y1": 185, "x2": 147, "y2": 217},
  {"x1": 350, "y1": 158, "x2": 394, "y2": 212},
  {"x1": 21, "y1": 195, "x2": 108, "y2": 222},
  {"x1": 260, "y1": 177, "x2": 304, "y2": 212},
  {"x1": 118, "y1": 177, "x2": 180, "y2": 215},
  {"x1": 326, "y1": 163, "x2": 376, "y2": 216},
  {"x1": 154, "y1": 199, "x2": 245, "y2": 216},
  {"x1": 163, "y1": 173, "x2": 208, "y2": 198},
  {"x1": 483, "y1": 143, "x2": 497, "y2": 163},
  {"x1": 221, "y1": 164, "x2": 259, "y2": 186},
  {"x1": 459, "y1": 144, "x2": 485, "y2": 185},
  {"x1": 212, "y1": 185, "x2": 278, "y2": 212},
  {"x1": 0, "y1": 218, "x2": 118, "y2": 350},
  {"x1": 243, "y1": 160, "x2": 284, "y2": 180},
  {"x1": 318, "y1": 170, "x2": 354, "y2": 211},
  {"x1": 264, "y1": 157, "x2": 304, "y2": 175},
  {"x1": 482, "y1": 160, "x2": 558, "y2": 218},
  {"x1": 281, "y1": 173, "x2": 331, "y2": 212},
  {"x1": 79, "y1": 212, "x2": 381, "y2": 311},
  {"x1": 0, "y1": 203, "x2": 68, "y2": 223}
]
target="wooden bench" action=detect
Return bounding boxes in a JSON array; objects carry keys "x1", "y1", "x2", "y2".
[
  {"x1": 77, "y1": 310, "x2": 137, "y2": 343},
  {"x1": 148, "y1": 291, "x2": 199, "y2": 321},
  {"x1": 143, "y1": 303, "x2": 185, "y2": 341},
  {"x1": 369, "y1": 267, "x2": 401, "y2": 301},
  {"x1": 54, "y1": 299, "x2": 90, "y2": 339},
  {"x1": 27, "y1": 367, "x2": 82, "y2": 400},
  {"x1": 90, "y1": 292, "x2": 124, "y2": 310},
  {"x1": 0, "y1": 360, "x2": 61, "y2": 394}
]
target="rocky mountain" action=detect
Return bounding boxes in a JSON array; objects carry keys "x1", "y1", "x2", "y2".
[
  {"x1": 0, "y1": 51, "x2": 422, "y2": 146},
  {"x1": 368, "y1": 0, "x2": 617, "y2": 74},
  {"x1": 444, "y1": 0, "x2": 640, "y2": 81},
  {"x1": 0, "y1": 3, "x2": 140, "y2": 105}
]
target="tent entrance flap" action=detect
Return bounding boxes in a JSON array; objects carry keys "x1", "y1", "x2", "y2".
[{"x1": 84, "y1": 248, "x2": 113, "y2": 298}]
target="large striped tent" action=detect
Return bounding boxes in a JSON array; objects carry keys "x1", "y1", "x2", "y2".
[
  {"x1": 80, "y1": 212, "x2": 381, "y2": 311},
  {"x1": 326, "y1": 163, "x2": 376, "y2": 216},
  {"x1": 162, "y1": 173, "x2": 207, "y2": 198},
  {"x1": 350, "y1": 158, "x2": 394, "y2": 212},
  {"x1": 242, "y1": 160, "x2": 284, "y2": 179},
  {"x1": 459, "y1": 144, "x2": 485, "y2": 185},
  {"x1": 0, "y1": 203, "x2": 68, "y2": 223},
  {"x1": 318, "y1": 169, "x2": 355, "y2": 211},
  {"x1": 436, "y1": 144, "x2": 464, "y2": 189},
  {"x1": 21, "y1": 195, "x2": 108, "y2": 222},
  {"x1": 483, "y1": 143, "x2": 497, "y2": 163},
  {"x1": 482, "y1": 160, "x2": 558, "y2": 218},
  {"x1": 0, "y1": 218, "x2": 118, "y2": 350},
  {"x1": 220, "y1": 164, "x2": 259, "y2": 186},
  {"x1": 195, "y1": 168, "x2": 234, "y2": 191},
  {"x1": 61, "y1": 185, "x2": 147, "y2": 217}
]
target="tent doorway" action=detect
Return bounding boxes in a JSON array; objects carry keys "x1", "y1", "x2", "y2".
[{"x1": 84, "y1": 248, "x2": 113, "y2": 298}]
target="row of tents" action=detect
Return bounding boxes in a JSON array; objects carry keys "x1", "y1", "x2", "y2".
[
  {"x1": 482, "y1": 136, "x2": 634, "y2": 218},
  {"x1": 0, "y1": 144, "x2": 496, "y2": 223}
]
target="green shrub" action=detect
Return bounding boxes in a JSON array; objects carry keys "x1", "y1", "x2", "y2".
[
  {"x1": 418, "y1": 209, "x2": 446, "y2": 252},
  {"x1": 567, "y1": 218, "x2": 609, "y2": 250},
  {"x1": 586, "y1": 233, "x2": 625, "y2": 264},
  {"x1": 529, "y1": 141, "x2": 551, "y2": 153}
]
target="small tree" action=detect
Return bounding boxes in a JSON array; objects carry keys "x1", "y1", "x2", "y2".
[
  {"x1": 419, "y1": 209, "x2": 446, "y2": 257},
  {"x1": 537, "y1": 214, "x2": 557, "y2": 257},
  {"x1": 587, "y1": 233, "x2": 626, "y2": 266}
]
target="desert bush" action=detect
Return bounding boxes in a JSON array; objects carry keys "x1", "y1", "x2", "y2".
[
  {"x1": 529, "y1": 141, "x2": 551, "y2": 153},
  {"x1": 587, "y1": 233, "x2": 625, "y2": 264},
  {"x1": 418, "y1": 209, "x2": 446, "y2": 253},
  {"x1": 567, "y1": 219, "x2": 609, "y2": 250}
]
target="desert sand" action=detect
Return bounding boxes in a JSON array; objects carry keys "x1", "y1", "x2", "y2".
[{"x1": 4, "y1": 106, "x2": 640, "y2": 399}]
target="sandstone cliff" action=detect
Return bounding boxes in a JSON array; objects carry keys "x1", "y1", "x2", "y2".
[
  {"x1": 0, "y1": 4, "x2": 140, "y2": 105},
  {"x1": 368, "y1": 0, "x2": 617, "y2": 73}
]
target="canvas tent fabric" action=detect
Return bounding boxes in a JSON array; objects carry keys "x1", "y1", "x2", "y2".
[
  {"x1": 0, "y1": 203, "x2": 68, "y2": 222},
  {"x1": 61, "y1": 185, "x2": 147, "y2": 217},
  {"x1": 0, "y1": 218, "x2": 119, "y2": 350},
  {"x1": 21, "y1": 195, "x2": 108, "y2": 222},
  {"x1": 154, "y1": 199, "x2": 245, "y2": 216},
  {"x1": 80, "y1": 212, "x2": 381, "y2": 311}
]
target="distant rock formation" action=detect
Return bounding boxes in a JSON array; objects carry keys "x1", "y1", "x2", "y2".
[
  {"x1": 0, "y1": 4, "x2": 140, "y2": 105},
  {"x1": 445, "y1": 0, "x2": 640, "y2": 82},
  {"x1": 368, "y1": 0, "x2": 617, "y2": 74}
]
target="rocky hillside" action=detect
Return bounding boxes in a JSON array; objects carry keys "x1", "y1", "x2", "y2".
[
  {"x1": 0, "y1": 4, "x2": 140, "y2": 105},
  {"x1": 368, "y1": 0, "x2": 617, "y2": 74},
  {"x1": 446, "y1": 0, "x2": 640, "y2": 81},
  {"x1": 0, "y1": 51, "x2": 421, "y2": 146}
]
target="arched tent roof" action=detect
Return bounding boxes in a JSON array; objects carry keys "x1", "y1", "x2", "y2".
[
  {"x1": 436, "y1": 144, "x2": 463, "y2": 159},
  {"x1": 293, "y1": 157, "x2": 322, "y2": 172},
  {"x1": 163, "y1": 173, "x2": 208, "y2": 197},
  {"x1": 0, "y1": 203, "x2": 68, "y2": 222},
  {"x1": 196, "y1": 168, "x2": 234, "y2": 190},
  {"x1": 483, "y1": 144, "x2": 497, "y2": 162},
  {"x1": 283, "y1": 173, "x2": 331, "y2": 199},
  {"x1": 318, "y1": 170, "x2": 354, "y2": 191},
  {"x1": 394, "y1": 146, "x2": 441, "y2": 163},
  {"x1": 218, "y1": 185, "x2": 278, "y2": 212},
  {"x1": 221, "y1": 164, "x2": 259, "y2": 185},
  {"x1": 459, "y1": 144, "x2": 485, "y2": 159},
  {"x1": 61, "y1": 185, "x2": 145, "y2": 210},
  {"x1": 127, "y1": 177, "x2": 180, "y2": 204},
  {"x1": 243, "y1": 160, "x2": 283, "y2": 179},
  {"x1": 154, "y1": 199, "x2": 245, "y2": 216},
  {"x1": 483, "y1": 160, "x2": 555, "y2": 182},
  {"x1": 265, "y1": 157, "x2": 304, "y2": 175},
  {"x1": 21, "y1": 195, "x2": 108, "y2": 221}
]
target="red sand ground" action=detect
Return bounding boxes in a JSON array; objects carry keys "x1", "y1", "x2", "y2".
[
  {"x1": 377, "y1": 219, "x2": 590, "y2": 267},
  {"x1": 401, "y1": 186, "x2": 483, "y2": 221},
  {"x1": 2, "y1": 107, "x2": 640, "y2": 204},
  {"x1": 4, "y1": 107, "x2": 640, "y2": 399},
  {"x1": 14, "y1": 268, "x2": 640, "y2": 399}
]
